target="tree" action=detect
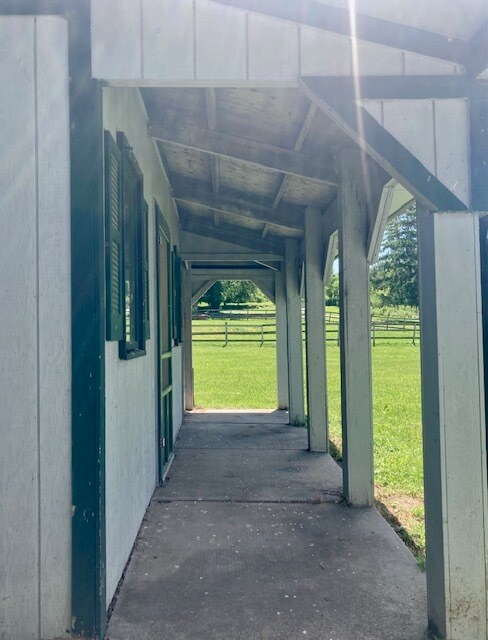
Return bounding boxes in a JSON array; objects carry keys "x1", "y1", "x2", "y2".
[
  {"x1": 200, "y1": 280, "x2": 264, "y2": 308},
  {"x1": 200, "y1": 281, "x2": 225, "y2": 309},
  {"x1": 325, "y1": 273, "x2": 339, "y2": 306},
  {"x1": 371, "y1": 207, "x2": 418, "y2": 307}
]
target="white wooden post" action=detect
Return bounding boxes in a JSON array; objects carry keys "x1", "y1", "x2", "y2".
[
  {"x1": 182, "y1": 268, "x2": 194, "y2": 411},
  {"x1": 339, "y1": 150, "x2": 374, "y2": 506},
  {"x1": 285, "y1": 239, "x2": 305, "y2": 425},
  {"x1": 304, "y1": 207, "x2": 328, "y2": 452},
  {"x1": 417, "y1": 208, "x2": 488, "y2": 640},
  {"x1": 275, "y1": 268, "x2": 289, "y2": 410}
]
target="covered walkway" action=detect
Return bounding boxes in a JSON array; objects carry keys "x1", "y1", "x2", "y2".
[{"x1": 106, "y1": 411, "x2": 426, "y2": 640}]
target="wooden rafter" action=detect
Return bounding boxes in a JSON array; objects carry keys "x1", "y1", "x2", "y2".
[
  {"x1": 273, "y1": 102, "x2": 318, "y2": 210},
  {"x1": 149, "y1": 121, "x2": 337, "y2": 185},
  {"x1": 181, "y1": 211, "x2": 285, "y2": 255},
  {"x1": 210, "y1": 0, "x2": 465, "y2": 63},
  {"x1": 173, "y1": 191, "x2": 303, "y2": 233}
]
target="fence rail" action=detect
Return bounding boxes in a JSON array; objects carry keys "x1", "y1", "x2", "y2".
[{"x1": 193, "y1": 315, "x2": 420, "y2": 346}]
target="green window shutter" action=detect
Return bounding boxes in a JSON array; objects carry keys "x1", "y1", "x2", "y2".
[
  {"x1": 142, "y1": 199, "x2": 150, "y2": 341},
  {"x1": 104, "y1": 130, "x2": 123, "y2": 341},
  {"x1": 176, "y1": 250, "x2": 182, "y2": 343}
]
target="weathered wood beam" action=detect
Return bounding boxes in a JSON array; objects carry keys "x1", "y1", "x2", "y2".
[
  {"x1": 192, "y1": 267, "x2": 274, "y2": 280},
  {"x1": 149, "y1": 122, "x2": 337, "y2": 185},
  {"x1": 210, "y1": 156, "x2": 220, "y2": 195},
  {"x1": 192, "y1": 279, "x2": 217, "y2": 305},
  {"x1": 302, "y1": 75, "x2": 474, "y2": 102},
  {"x1": 254, "y1": 260, "x2": 279, "y2": 271},
  {"x1": 205, "y1": 88, "x2": 218, "y2": 130},
  {"x1": 273, "y1": 103, "x2": 318, "y2": 209},
  {"x1": 181, "y1": 252, "x2": 284, "y2": 262},
  {"x1": 205, "y1": 89, "x2": 220, "y2": 195},
  {"x1": 463, "y1": 20, "x2": 488, "y2": 78},
  {"x1": 181, "y1": 212, "x2": 286, "y2": 255},
  {"x1": 253, "y1": 279, "x2": 276, "y2": 304},
  {"x1": 174, "y1": 194, "x2": 303, "y2": 233},
  {"x1": 301, "y1": 77, "x2": 468, "y2": 212},
  {"x1": 172, "y1": 174, "x2": 306, "y2": 217},
  {"x1": 211, "y1": 0, "x2": 465, "y2": 63}
]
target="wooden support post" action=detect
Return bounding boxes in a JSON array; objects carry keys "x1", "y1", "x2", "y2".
[
  {"x1": 182, "y1": 268, "x2": 194, "y2": 411},
  {"x1": 275, "y1": 268, "x2": 289, "y2": 410},
  {"x1": 285, "y1": 239, "x2": 305, "y2": 425},
  {"x1": 304, "y1": 207, "x2": 329, "y2": 452},
  {"x1": 417, "y1": 208, "x2": 488, "y2": 640},
  {"x1": 339, "y1": 150, "x2": 374, "y2": 506}
]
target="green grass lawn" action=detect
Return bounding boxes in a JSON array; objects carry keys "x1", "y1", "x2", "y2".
[{"x1": 193, "y1": 336, "x2": 425, "y2": 556}]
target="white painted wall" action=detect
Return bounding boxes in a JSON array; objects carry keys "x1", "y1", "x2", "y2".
[
  {"x1": 0, "y1": 16, "x2": 71, "y2": 640},
  {"x1": 91, "y1": 0, "x2": 463, "y2": 85},
  {"x1": 361, "y1": 98, "x2": 471, "y2": 206},
  {"x1": 103, "y1": 87, "x2": 183, "y2": 605}
]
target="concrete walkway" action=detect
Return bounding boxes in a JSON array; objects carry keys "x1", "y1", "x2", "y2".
[{"x1": 106, "y1": 411, "x2": 427, "y2": 640}]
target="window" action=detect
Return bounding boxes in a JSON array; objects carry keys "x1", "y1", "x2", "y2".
[{"x1": 104, "y1": 130, "x2": 150, "y2": 359}]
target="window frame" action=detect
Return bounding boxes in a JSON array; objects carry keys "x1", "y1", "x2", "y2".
[{"x1": 116, "y1": 132, "x2": 147, "y2": 361}]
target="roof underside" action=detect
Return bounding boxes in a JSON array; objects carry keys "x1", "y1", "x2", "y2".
[
  {"x1": 142, "y1": 86, "x2": 351, "y2": 248},
  {"x1": 125, "y1": 0, "x2": 487, "y2": 263}
]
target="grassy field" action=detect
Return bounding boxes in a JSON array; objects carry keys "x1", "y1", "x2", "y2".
[{"x1": 193, "y1": 331, "x2": 425, "y2": 557}]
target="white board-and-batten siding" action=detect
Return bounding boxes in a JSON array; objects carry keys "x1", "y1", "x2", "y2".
[
  {"x1": 360, "y1": 98, "x2": 471, "y2": 206},
  {"x1": 91, "y1": 0, "x2": 463, "y2": 85},
  {"x1": 103, "y1": 87, "x2": 184, "y2": 606},
  {"x1": 0, "y1": 16, "x2": 71, "y2": 640}
]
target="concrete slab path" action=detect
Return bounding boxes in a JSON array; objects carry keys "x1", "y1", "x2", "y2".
[{"x1": 106, "y1": 412, "x2": 427, "y2": 640}]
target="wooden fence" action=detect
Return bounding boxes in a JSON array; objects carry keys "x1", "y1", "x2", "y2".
[{"x1": 192, "y1": 312, "x2": 420, "y2": 346}]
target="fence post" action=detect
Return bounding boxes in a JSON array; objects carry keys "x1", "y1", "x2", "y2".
[
  {"x1": 225, "y1": 322, "x2": 228, "y2": 346},
  {"x1": 412, "y1": 324, "x2": 416, "y2": 346},
  {"x1": 337, "y1": 325, "x2": 340, "y2": 346},
  {"x1": 372, "y1": 322, "x2": 376, "y2": 347},
  {"x1": 386, "y1": 313, "x2": 390, "y2": 330},
  {"x1": 261, "y1": 325, "x2": 264, "y2": 346}
]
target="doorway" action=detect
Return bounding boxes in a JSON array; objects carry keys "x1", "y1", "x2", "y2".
[{"x1": 156, "y1": 204, "x2": 173, "y2": 480}]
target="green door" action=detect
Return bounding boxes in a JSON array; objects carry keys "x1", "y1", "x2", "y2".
[{"x1": 156, "y1": 206, "x2": 173, "y2": 480}]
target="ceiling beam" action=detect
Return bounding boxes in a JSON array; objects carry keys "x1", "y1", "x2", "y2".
[
  {"x1": 462, "y1": 20, "x2": 488, "y2": 78},
  {"x1": 301, "y1": 77, "x2": 468, "y2": 212},
  {"x1": 192, "y1": 267, "x2": 273, "y2": 280},
  {"x1": 171, "y1": 173, "x2": 307, "y2": 216},
  {"x1": 181, "y1": 252, "x2": 284, "y2": 262},
  {"x1": 254, "y1": 260, "x2": 279, "y2": 271},
  {"x1": 304, "y1": 75, "x2": 473, "y2": 102},
  {"x1": 273, "y1": 102, "x2": 318, "y2": 209},
  {"x1": 205, "y1": 88, "x2": 221, "y2": 196},
  {"x1": 253, "y1": 279, "x2": 276, "y2": 304},
  {"x1": 173, "y1": 192, "x2": 303, "y2": 233},
  {"x1": 149, "y1": 122, "x2": 337, "y2": 185},
  {"x1": 205, "y1": 88, "x2": 218, "y2": 130},
  {"x1": 192, "y1": 280, "x2": 217, "y2": 305},
  {"x1": 211, "y1": 0, "x2": 465, "y2": 63},
  {"x1": 176, "y1": 197, "x2": 303, "y2": 233},
  {"x1": 181, "y1": 212, "x2": 286, "y2": 255}
]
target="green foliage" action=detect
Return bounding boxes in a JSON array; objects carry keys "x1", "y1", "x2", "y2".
[
  {"x1": 325, "y1": 273, "x2": 340, "y2": 306},
  {"x1": 201, "y1": 281, "x2": 225, "y2": 309},
  {"x1": 201, "y1": 280, "x2": 265, "y2": 308},
  {"x1": 371, "y1": 208, "x2": 419, "y2": 308}
]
